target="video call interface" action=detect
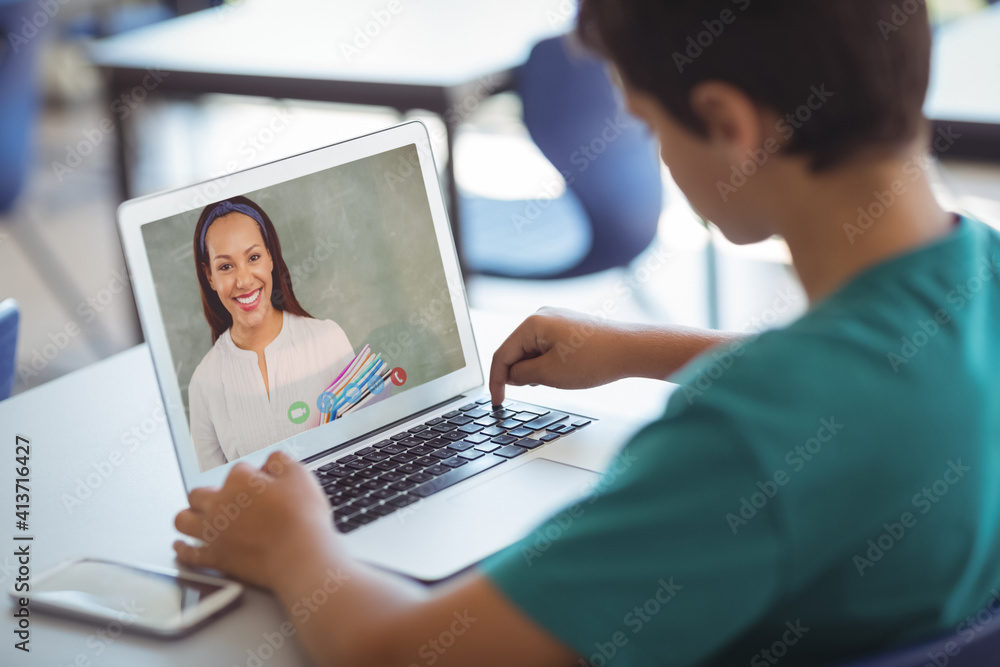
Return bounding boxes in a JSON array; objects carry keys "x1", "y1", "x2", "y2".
[{"x1": 140, "y1": 144, "x2": 465, "y2": 471}]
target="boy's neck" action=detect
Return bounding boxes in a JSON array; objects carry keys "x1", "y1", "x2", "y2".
[{"x1": 774, "y1": 146, "x2": 953, "y2": 304}]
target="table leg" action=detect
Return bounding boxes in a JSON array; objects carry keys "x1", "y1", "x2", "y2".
[
  {"x1": 704, "y1": 221, "x2": 720, "y2": 330},
  {"x1": 442, "y1": 116, "x2": 468, "y2": 278},
  {"x1": 108, "y1": 83, "x2": 132, "y2": 203},
  {"x1": 106, "y1": 79, "x2": 143, "y2": 341}
]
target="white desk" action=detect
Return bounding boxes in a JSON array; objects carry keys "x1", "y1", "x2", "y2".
[
  {"x1": 88, "y1": 0, "x2": 578, "y2": 268},
  {"x1": 926, "y1": 4, "x2": 1000, "y2": 159},
  {"x1": 0, "y1": 310, "x2": 672, "y2": 666}
]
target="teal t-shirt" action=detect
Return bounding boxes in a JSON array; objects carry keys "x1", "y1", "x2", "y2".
[{"x1": 481, "y1": 216, "x2": 1000, "y2": 665}]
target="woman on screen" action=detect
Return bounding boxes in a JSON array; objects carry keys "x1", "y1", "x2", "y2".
[{"x1": 187, "y1": 196, "x2": 354, "y2": 471}]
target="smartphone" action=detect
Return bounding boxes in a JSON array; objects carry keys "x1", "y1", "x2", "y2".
[{"x1": 9, "y1": 558, "x2": 244, "y2": 638}]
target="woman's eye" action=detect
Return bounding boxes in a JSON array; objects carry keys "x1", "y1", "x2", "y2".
[
  {"x1": 250, "y1": 254, "x2": 260, "y2": 262},
  {"x1": 218, "y1": 263, "x2": 231, "y2": 271}
]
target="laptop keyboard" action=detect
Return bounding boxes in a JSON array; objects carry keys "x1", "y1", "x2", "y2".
[{"x1": 310, "y1": 397, "x2": 593, "y2": 533}]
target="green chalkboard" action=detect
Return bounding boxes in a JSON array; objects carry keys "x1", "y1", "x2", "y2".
[{"x1": 141, "y1": 144, "x2": 465, "y2": 420}]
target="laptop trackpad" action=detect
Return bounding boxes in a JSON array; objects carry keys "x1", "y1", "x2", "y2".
[
  {"x1": 348, "y1": 458, "x2": 599, "y2": 581},
  {"x1": 448, "y1": 458, "x2": 598, "y2": 521}
]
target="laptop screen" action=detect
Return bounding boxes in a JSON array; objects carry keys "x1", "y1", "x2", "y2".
[{"x1": 138, "y1": 143, "x2": 466, "y2": 472}]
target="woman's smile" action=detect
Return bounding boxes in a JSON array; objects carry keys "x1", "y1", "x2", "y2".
[{"x1": 234, "y1": 287, "x2": 263, "y2": 311}]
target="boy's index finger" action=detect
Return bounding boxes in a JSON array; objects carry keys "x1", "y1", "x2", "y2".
[
  {"x1": 489, "y1": 340, "x2": 517, "y2": 406},
  {"x1": 489, "y1": 321, "x2": 542, "y2": 406}
]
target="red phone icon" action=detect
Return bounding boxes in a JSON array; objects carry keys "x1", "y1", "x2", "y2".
[{"x1": 390, "y1": 367, "x2": 407, "y2": 386}]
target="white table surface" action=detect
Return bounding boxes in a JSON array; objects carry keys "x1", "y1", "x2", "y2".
[
  {"x1": 89, "y1": 0, "x2": 1000, "y2": 127},
  {"x1": 926, "y1": 4, "x2": 1000, "y2": 125},
  {"x1": 0, "y1": 309, "x2": 672, "y2": 666},
  {"x1": 89, "y1": 0, "x2": 575, "y2": 88}
]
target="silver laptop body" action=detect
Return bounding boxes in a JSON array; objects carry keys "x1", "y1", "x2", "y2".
[{"x1": 118, "y1": 121, "x2": 640, "y2": 581}]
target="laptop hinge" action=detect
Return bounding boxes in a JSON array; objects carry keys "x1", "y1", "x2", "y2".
[{"x1": 302, "y1": 394, "x2": 470, "y2": 465}]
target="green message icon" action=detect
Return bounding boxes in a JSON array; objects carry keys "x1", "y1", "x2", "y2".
[{"x1": 287, "y1": 401, "x2": 310, "y2": 424}]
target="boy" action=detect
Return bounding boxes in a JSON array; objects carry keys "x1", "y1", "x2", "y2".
[{"x1": 173, "y1": 1, "x2": 1000, "y2": 664}]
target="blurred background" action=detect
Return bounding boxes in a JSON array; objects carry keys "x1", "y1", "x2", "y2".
[{"x1": 1, "y1": 0, "x2": 998, "y2": 398}]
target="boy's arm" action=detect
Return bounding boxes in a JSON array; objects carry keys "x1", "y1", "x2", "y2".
[
  {"x1": 173, "y1": 452, "x2": 579, "y2": 667},
  {"x1": 274, "y1": 545, "x2": 578, "y2": 667},
  {"x1": 489, "y1": 306, "x2": 748, "y2": 404}
]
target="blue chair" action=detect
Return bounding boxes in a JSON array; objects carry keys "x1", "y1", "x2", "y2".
[
  {"x1": 0, "y1": 298, "x2": 20, "y2": 400},
  {"x1": 462, "y1": 35, "x2": 663, "y2": 279},
  {"x1": 835, "y1": 612, "x2": 1000, "y2": 667},
  {"x1": 0, "y1": 0, "x2": 44, "y2": 213}
]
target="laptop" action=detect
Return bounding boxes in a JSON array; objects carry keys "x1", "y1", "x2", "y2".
[{"x1": 118, "y1": 120, "x2": 640, "y2": 581}]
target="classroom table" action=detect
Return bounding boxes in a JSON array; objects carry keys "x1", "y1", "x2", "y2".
[
  {"x1": 88, "y1": 0, "x2": 576, "y2": 269},
  {"x1": 926, "y1": 3, "x2": 1000, "y2": 159},
  {"x1": 0, "y1": 309, "x2": 673, "y2": 666}
]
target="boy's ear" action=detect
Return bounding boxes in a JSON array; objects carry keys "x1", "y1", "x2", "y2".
[{"x1": 688, "y1": 81, "x2": 765, "y2": 159}]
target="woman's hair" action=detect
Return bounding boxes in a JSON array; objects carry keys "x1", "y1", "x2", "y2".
[{"x1": 193, "y1": 195, "x2": 313, "y2": 343}]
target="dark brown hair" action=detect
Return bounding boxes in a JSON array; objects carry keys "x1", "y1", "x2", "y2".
[
  {"x1": 576, "y1": 0, "x2": 933, "y2": 171},
  {"x1": 193, "y1": 195, "x2": 312, "y2": 343}
]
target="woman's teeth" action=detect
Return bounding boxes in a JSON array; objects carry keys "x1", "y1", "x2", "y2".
[{"x1": 236, "y1": 289, "x2": 260, "y2": 305}]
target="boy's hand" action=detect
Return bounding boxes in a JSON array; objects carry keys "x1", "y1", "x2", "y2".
[
  {"x1": 173, "y1": 451, "x2": 334, "y2": 590},
  {"x1": 489, "y1": 307, "x2": 635, "y2": 405}
]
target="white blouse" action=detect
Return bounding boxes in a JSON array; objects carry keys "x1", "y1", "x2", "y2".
[{"x1": 188, "y1": 312, "x2": 354, "y2": 471}]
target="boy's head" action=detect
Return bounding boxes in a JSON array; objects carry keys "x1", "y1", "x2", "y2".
[{"x1": 576, "y1": 0, "x2": 934, "y2": 243}]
